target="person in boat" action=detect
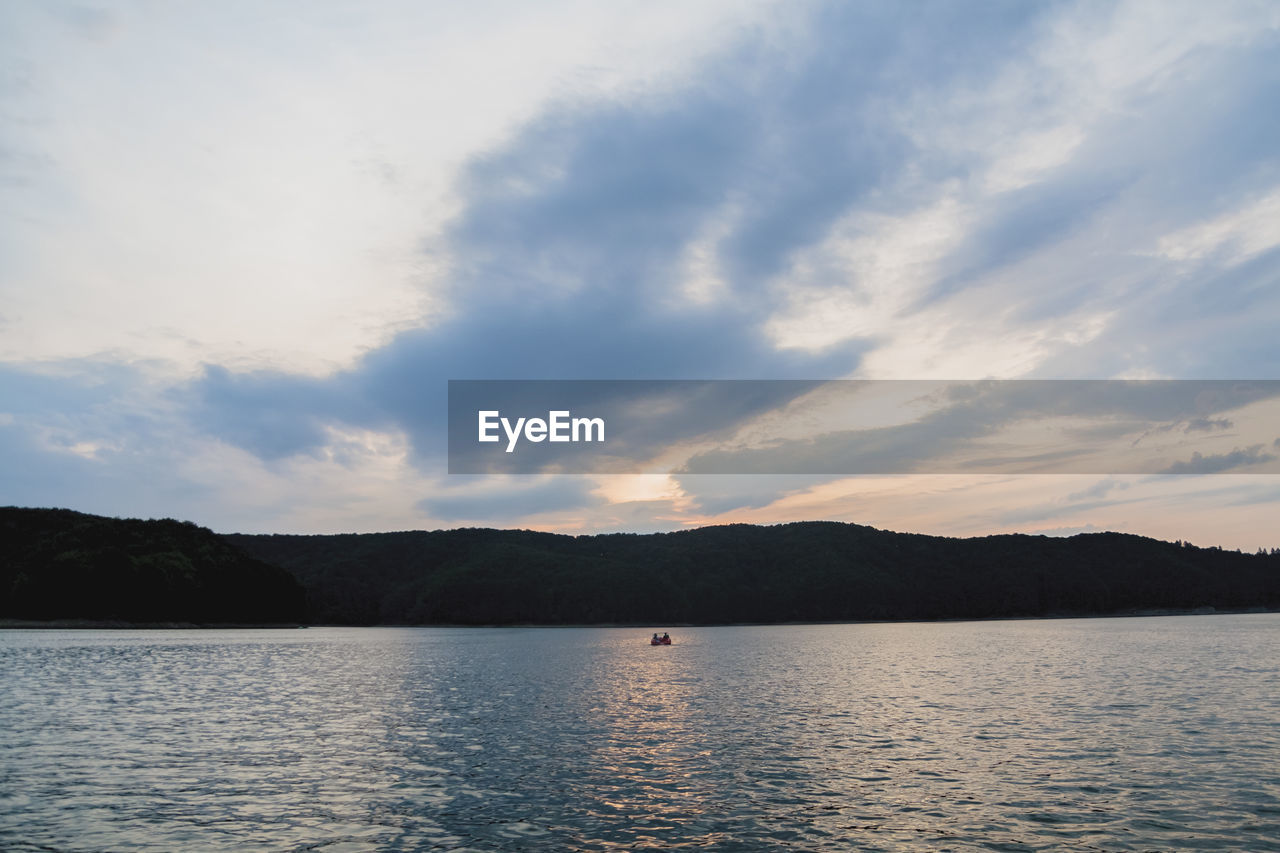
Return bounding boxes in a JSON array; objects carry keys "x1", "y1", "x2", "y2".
[
  {"x1": 662, "y1": 632, "x2": 670, "y2": 643},
  {"x1": 652, "y1": 633, "x2": 660, "y2": 642}
]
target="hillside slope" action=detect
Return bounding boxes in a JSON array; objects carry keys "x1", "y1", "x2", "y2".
[
  {"x1": 2, "y1": 507, "x2": 305, "y2": 624},
  {"x1": 226, "y1": 522, "x2": 1280, "y2": 625}
]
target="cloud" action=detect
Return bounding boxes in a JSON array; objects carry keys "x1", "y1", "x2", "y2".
[
  {"x1": 926, "y1": 173, "x2": 1129, "y2": 306},
  {"x1": 1066, "y1": 478, "x2": 1130, "y2": 502},
  {"x1": 1156, "y1": 189, "x2": 1280, "y2": 267},
  {"x1": 0, "y1": 361, "x2": 222, "y2": 517},
  {"x1": 181, "y1": 365, "x2": 380, "y2": 461},
  {"x1": 673, "y1": 474, "x2": 845, "y2": 516},
  {"x1": 61, "y1": 5, "x2": 119, "y2": 41},
  {"x1": 678, "y1": 380, "x2": 1280, "y2": 475},
  {"x1": 0, "y1": 0, "x2": 785, "y2": 373},
  {"x1": 441, "y1": 379, "x2": 1280, "y2": 476},
  {"x1": 4, "y1": 1, "x2": 1280, "y2": 540},
  {"x1": 996, "y1": 496, "x2": 1141, "y2": 527},
  {"x1": 1160, "y1": 445, "x2": 1277, "y2": 475},
  {"x1": 1225, "y1": 482, "x2": 1280, "y2": 508},
  {"x1": 416, "y1": 477, "x2": 601, "y2": 523},
  {"x1": 1184, "y1": 417, "x2": 1233, "y2": 433}
]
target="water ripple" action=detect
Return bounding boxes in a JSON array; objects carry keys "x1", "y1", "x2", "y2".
[{"x1": 1, "y1": 616, "x2": 1278, "y2": 850}]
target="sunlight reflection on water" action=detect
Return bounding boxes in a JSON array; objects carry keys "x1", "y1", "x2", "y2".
[{"x1": 2, "y1": 615, "x2": 1279, "y2": 851}]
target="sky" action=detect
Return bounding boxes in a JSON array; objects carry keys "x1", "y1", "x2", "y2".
[{"x1": 2, "y1": 0, "x2": 1280, "y2": 549}]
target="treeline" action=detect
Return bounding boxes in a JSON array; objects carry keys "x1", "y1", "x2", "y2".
[
  {"x1": 225, "y1": 522, "x2": 1280, "y2": 625},
  {"x1": 6, "y1": 508, "x2": 1277, "y2": 626},
  {"x1": 1, "y1": 507, "x2": 304, "y2": 624}
]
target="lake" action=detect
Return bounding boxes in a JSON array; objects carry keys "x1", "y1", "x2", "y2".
[{"x1": 2, "y1": 615, "x2": 1278, "y2": 851}]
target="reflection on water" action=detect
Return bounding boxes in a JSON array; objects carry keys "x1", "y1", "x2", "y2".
[{"x1": 2, "y1": 616, "x2": 1279, "y2": 851}]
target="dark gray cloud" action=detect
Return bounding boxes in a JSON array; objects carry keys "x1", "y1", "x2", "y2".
[
  {"x1": 929, "y1": 173, "x2": 1131, "y2": 307},
  {"x1": 1031, "y1": 244, "x2": 1280, "y2": 382},
  {"x1": 0, "y1": 420, "x2": 101, "y2": 507},
  {"x1": 1160, "y1": 445, "x2": 1277, "y2": 475},
  {"x1": 957, "y1": 32, "x2": 1280, "y2": 378},
  {"x1": 1184, "y1": 418, "x2": 1233, "y2": 433},
  {"x1": 679, "y1": 380, "x2": 1280, "y2": 475},
  {"x1": 0, "y1": 361, "x2": 137, "y2": 416},
  {"x1": 181, "y1": 365, "x2": 371, "y2": 461},
  {"x1": 185, "y1": 3, "x2": 1043, "y2": 463},
  {"x1": 442, "y1": 380, "x2": 1280, "y2": 476},
  {"x1": 173, "y1": 5, "x2": 1280, "y2": 484},
  {"x1": 452, "y1": 0, "x2": 1043, "y2": 300},
  {"x1": 0, "y1": 362, "x2": 220, "y2": 518}
]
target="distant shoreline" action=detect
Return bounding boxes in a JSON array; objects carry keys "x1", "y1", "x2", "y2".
[
  {"x1": 0, "y1": 619, "x2": 307, "y2": 630},
  {"x1": 5, "y1": 607, "x2": 1275, "y2": 630},
  {"x1": 10, "y1": 510, "x2": 1278, "y2": 627}
]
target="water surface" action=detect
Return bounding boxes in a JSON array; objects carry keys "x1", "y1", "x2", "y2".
[{"x1": 2, "y1": 615, "x2": 1279, "y2": 851}]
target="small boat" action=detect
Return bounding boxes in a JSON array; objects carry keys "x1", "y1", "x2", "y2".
[{"x1": 650, "y1": 634, "x2": 672, "y2": 645}]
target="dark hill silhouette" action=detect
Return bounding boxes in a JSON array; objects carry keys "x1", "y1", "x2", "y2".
[
  {"x1": 225, "y1": 521, "x2": 1280, "y2": 625},
  {"x1": 4, "y1": 507, "x2": 1276, "y2": 626},
  {"x1": 1, "y1": 507, "x2": 304, "y2": 624}
]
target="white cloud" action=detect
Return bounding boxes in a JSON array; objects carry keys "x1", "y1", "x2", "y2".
[
  {"x1": 765, "y1": 0, "x2": 1280, "y2": 381},
  {"x1": 1153, "y1": 187, "x2": 1280, "y2": 266},
  {"x1": 0, "y1": 0, "x2": 774, "y2": 376},
  {"x1": 855, "y1": 311, "x2": 1111, "y2": 380},
  {"x1": 982, "y1": 124, "x2": 1086, "y2": 194},
  {"x1": 674, "y1": 205, "x2": 738, "y2": 306},
  {"x1": 766, "y1": 192, "x2": 969, "y2": 353},
  {"x1": 173, "y1": 424, "x2": 435, "y2": 534},
  {"x1": 4, "y1": 0, "x2": 1279, "y2": 546}
]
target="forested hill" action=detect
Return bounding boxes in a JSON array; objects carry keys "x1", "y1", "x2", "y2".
[
  {"x1": 1, "y1": 507, "x2": 305, "y2": 624},
  {"x1": 225, "y1": 522, "x2": 1280, "y2": 625},
  {"x1": 5, "y1": 508, "x2": 1277, "y2": 626}
]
